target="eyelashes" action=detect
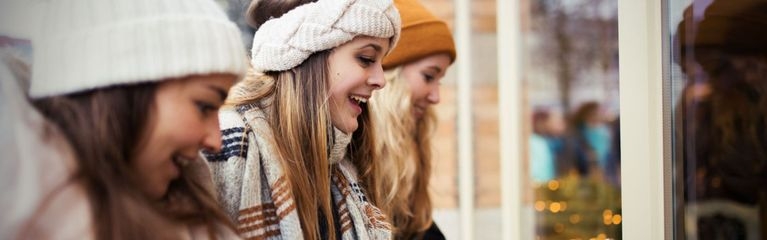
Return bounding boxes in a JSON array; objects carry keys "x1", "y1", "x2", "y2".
[
  {"x1": 422, "y1": 73, "x2": 435, "y2": 82},
  {"x1": 357, "y1": 56, "x2": 376, "y2": 67},
  {"x1": 195, "y1": 101, "x2": 218, "y2": 117}
]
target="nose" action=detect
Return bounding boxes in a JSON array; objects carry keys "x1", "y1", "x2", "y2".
[
  {"x1": 427, "y1": 86, "x2": 440, "y2": 104},
  {"x1": 201, "y1": 119, "x2": 223, "y2": 153},
  {"x1": 368, "y1": 64, "x2": 386, "y2": 89}
]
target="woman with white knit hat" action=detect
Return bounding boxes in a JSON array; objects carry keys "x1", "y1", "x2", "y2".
[
  {"x1": 17, "y1": 0, "x2": 248, "y2": 238},
  {"x1": 201, "y1": 0, "x2": 400, "y2": 239},
  {"x1": 362, "y1": 0, "x2": 456, "y2": 239}
]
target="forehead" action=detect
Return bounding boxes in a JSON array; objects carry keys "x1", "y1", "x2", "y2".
[
  {"x1": 402, "y1": 53, "x2": 453, "y2": 74},
  {"x1": 410, "y1": 53, "x2": 452, "y2": 68},
  {"x1": 335, "y1": 36, "x2": 390, "y2": 53}
]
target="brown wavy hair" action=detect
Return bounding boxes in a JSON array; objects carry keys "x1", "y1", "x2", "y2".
[{"x1": 32, "y1": 83, "x2": 235, "y2": 239}]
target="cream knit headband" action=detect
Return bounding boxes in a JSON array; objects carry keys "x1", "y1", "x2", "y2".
[{"x1": 250, "y1": 0, "x2": 401, "y2": 72}]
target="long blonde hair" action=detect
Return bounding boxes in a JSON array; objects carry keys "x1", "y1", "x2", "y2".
[
  {"x1": 226, "y1": 50, "x2": 380, "y2": 240},
  {"x1": 363, "y1": 67, "x2": 437, "y2": 239}
]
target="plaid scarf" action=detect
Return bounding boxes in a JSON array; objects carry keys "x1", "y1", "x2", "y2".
[{"x1": 204, "y1": 103, "x2": 391, "y2": 240}]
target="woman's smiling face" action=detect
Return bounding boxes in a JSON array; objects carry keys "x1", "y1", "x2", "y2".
[
  {"x1": 327, "y1": 36, "x2": 391, "y2": 134},
  {"x1": 131, "y1": 74, "x2": 235, "y2": 199}
]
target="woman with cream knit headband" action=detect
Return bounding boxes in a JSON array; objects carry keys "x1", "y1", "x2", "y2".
[
  {"x1": 360, "y1": 0, "x2": 456, "y2": 239},
  {"x1": 202, "y1": 0, "x2": 400, "y2": 239},
  {"x1": 8, "y1": 0, "x2": 248, "y2": 239}
]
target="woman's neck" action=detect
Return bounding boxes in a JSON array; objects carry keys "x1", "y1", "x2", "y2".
[{"x1": 329, "y1": 127, "x2": 351, "y2": 164}]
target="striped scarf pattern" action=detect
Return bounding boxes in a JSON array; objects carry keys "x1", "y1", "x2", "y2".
[{"x1": 205, "y1": 103, "x2": 391, "y2": 240}]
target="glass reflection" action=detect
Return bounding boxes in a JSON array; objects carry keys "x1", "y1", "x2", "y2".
[{"x1": 671, "y1": 0, "x2": 767, "y2": 239}]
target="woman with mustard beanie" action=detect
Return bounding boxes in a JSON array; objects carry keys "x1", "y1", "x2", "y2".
[
  {"x1": 361, "y1": 0, "x2": 456, "y2": 239},
  {"x1": 202, "y1": 0, "x2": 400, "y2": 239},
  {"x1": 9, "y1": 0, "x2": 248, "y2": 238}
]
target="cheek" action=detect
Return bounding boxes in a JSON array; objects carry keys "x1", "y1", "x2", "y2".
[
  {"x1": 328, "y1": 88, "x2": 344, "y2": 111},
  {"x1": 327, "y1": 78, "x2": 361, "y2": 133},
  {"x1": 328, "y1": 74, "x2": 356, "y2": 110},
  {"x1": 403, "y1": 74, "x2": 424, "y2": 95},
  {"x1": 332, "y1": 66, "x2": 372, "y2": 90},
  {"x1": 145, "y1": 105, "x2": 207, "y2": 160},
  {"x1": 328, "y1": 91, "x2": 349, "y2": 126},
  {"x1": 132, "y1": 145, "x2": 162, "y2": 172},
  {"x1": 152, "y1": 88, "x2": 209, "y2": 149},
  {"x1": 408, "y1": 82, "x2": 429, "y2": 101},
  {"x1": 172, "y1": 116, "x2": 210, "y2": 147},
  {"x1": 159, "y1": 107, "x2": 203, "y2": 144},
  {"x1": 130, "y1": 138, "x2": 171, "y2": 192},
  {"x1": 133, "y1": 125, "x2": 181, "y2": 170}
]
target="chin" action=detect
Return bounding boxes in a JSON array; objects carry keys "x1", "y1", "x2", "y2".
[
  {"x1": 339, "y1": 126, "x2": 357, "y2": 134},
  {"x1": 146, "y1": 184, "x2": 170, "y2": 200},
  {"x1": 337, "y1": 121, "x2": 358, "y2": 134}
]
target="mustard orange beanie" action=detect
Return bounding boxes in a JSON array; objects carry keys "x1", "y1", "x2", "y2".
[{"x1": 382, "y1": 0, "x2": 456, "y2": 70}]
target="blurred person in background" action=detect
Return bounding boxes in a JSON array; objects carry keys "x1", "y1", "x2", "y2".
[
  {"x1": 3, "y1": 0, "x2": 249, "y2": 238},
  {"x1": 361, "y1": 0, "x2": 455, "y2": 238},
  {"x1": 530, "y1": 109, "x2": 567, "y2": 184},
  {"x1": 561, "y1": 101, "x2": 612, "y2": 178},
  {"x1": 201, "y1": 0, "x2": 400, "y2": 239},
  {"x1": 675, "y1": 0, "x2": 767, "y2": 238}
]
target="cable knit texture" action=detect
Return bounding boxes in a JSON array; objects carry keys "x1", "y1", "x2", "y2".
[
  {"x1": 30, "y1": 0, "x2": 247, "y2": 98},
  {"x1": 203, "y1": 100, "x2": 391, "y2": 239},
  {"x1": 250, "y1": 0, "x2": 401, "y2": 72}
]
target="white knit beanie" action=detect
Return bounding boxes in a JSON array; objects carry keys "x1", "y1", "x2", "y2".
[
  {"x1": 29, "y1": 0, "x2": 248, "y2": 99},
  {"x1": 250, "y1": 0, "x2": 401, "y2": 72}
]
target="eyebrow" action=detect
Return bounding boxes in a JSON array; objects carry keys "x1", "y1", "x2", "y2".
[
  {"x1": 207, "y1": 85, "x2": 228, "y2": 102},
  {"x1": 428, "y1": 66, "x2": 443, "y2": 73},
  {"x1": 358, "y1": 43, "x2": 383, "y2": 53}
]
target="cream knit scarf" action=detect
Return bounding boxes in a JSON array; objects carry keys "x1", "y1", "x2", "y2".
[{"x1": 205, "y1": 101, "x2": 391, "y2": 240}]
